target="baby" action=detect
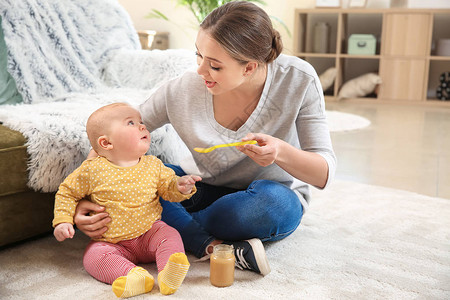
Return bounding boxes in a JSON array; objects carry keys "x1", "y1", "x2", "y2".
[{"x1": 53, "y1": 102, "x2": 201, "y2": 298}]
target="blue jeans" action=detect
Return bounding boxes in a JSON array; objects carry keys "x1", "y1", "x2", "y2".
[{"x1": 160, "y1": 164, "x2": 304, "y2": 258}]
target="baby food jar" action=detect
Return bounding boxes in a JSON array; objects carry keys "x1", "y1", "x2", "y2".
[{"x1": 210, "y1": 244, "x2": 235, "y2": 287}]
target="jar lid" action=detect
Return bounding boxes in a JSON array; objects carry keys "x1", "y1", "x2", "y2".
[
  {"x1": 213, "y1": 244, "x2": 234, "y2": 252},
  {"x1": 213, "y1": 244, "x2": 234, "y2": 257}
]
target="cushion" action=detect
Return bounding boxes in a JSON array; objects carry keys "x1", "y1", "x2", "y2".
[
  {"x1": 319, "y1": 67, "x2": 337, "y2": 91},
  {"x1": 338, "y1": 73, "x2": 382, "y2": 99},
  {"x1": 0, "y1": 16, "x2": 23, "y2": 105}
]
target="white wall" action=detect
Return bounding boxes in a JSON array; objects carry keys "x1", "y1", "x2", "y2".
[
  {"x1": 117, "y1": 0, "x2": 318, "y2": 53},
  {"x1": 118, "y1": 1, "x2": 450, "y2": 53}
]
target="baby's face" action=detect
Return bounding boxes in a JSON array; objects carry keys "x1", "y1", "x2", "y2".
[{"x1": 108, "y1": 105, "x2": 151, "y2": 159}]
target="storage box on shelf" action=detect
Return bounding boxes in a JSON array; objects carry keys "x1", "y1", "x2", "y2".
[
  {"x1": 293, "y1": 8, "x2": 450, "y2": 104},
  {"x1": 348, "y1": 34, "x2": 376, "y2": 55}
]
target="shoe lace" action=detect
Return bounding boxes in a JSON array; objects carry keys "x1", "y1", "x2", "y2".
[{"x1": 235, "y1": 247, "x2": 251, "y2": 270}]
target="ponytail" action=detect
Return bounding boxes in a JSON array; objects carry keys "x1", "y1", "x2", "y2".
[{"x1": 265, "y1": 29, "x2": 283, "y2": 63}]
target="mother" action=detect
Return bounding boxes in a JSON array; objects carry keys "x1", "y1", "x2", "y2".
[{"x1": 75, "y1": 1, "x2": 336, "y2": 276}]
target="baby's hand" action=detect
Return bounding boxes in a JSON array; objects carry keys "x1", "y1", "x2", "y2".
[
  {"x1": 54, "y1": 223, "x2": 75, "y2": 242},
  {"x1": 177, "y1": 175, "x2": 202, "y2": 194}
]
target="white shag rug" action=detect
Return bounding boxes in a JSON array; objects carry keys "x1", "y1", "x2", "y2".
[
  {"x1": 1, "y1": 179, "x2": 448, "y2": 300},
  {"x1": 326, "y1": 110, "x2": 371, "y2": 132}
]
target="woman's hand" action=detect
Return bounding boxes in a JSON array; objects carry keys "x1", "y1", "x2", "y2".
[
  {"x1": 237, "y1": 133, "x2": 281, "y2": 167},
  {"x1": 239, "y1": 133, "x2": 329, "y2": 188},
  {"x1": 74, "y1": 200, "x2": 111, "y2": 239}
]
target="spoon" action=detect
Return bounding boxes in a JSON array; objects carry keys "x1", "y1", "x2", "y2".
[{"x1": 194, "y1": 140, "x2": 257, "y2": 153}]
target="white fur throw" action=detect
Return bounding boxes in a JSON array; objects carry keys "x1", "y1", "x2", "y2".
[
  {"x1": 0, "y1": 0, "x2": 196, "y2": 192},
  {"x1": 0, "y1": 0, "x2": 141, "y2": 104}
]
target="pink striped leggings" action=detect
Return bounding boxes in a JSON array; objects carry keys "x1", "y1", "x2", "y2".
[{"x1": 83, "y1": 220, "x2": 184, "y2": 284}]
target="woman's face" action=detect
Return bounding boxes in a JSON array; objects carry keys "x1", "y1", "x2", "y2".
[{"x1": 195, "y1": 29, "x2": 250, "y2": 95}]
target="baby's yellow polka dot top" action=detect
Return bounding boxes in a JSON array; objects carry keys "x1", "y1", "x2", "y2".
[{"x1": 52, "y1": 156, "x2": 196, "y2": 243}]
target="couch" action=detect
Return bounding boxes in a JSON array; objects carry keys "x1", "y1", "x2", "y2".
[
  {"x1": 0, "y1": 124, "x2": 55, "y2": 247},
  {"x1": 0, "y1": 0, "x2": 194, "y2": 247}
]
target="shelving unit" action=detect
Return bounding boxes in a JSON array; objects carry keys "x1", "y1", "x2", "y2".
[{"x1": 293, "y1": 8, "x2": 450, "y2": 104}]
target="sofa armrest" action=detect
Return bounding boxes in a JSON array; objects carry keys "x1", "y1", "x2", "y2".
[{"x1": 102, "y1": 49, "x2": 197, "y2": 90}]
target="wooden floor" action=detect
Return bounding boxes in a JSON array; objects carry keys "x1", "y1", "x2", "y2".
[{"x1": 326, "y1": 100, "x2": 450, "y2": 199}]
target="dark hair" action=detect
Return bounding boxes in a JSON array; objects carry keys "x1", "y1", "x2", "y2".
[{"x1": 200, "y1": 1, "x2": 283, "y2": 65}]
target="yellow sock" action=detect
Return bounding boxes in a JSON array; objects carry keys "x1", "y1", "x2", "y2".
[
  {"x1": 157, "y1": 252, "x2": 190, "y2": 295},
  {"x1": 112, "y1": 266, "x2": 154, "y2": 298}
]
